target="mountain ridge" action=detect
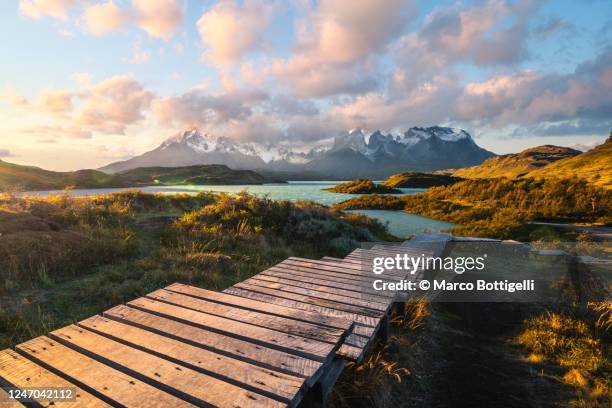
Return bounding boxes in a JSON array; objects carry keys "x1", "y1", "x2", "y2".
[
  {"x1": 100, "y1": 127, "x2": 496, "y2": 178},
  {"x1": 454, "y1": 145, "x2": 582, "y2": 179}
]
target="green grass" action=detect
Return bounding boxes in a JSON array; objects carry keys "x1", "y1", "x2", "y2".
[
  {"x1": 333, "y1": 177, "x2": 612, "y2": 240},
  {"x1": 383, "y1": 172, "x2": 462, "y2": 188},
  {"x1": 0, "y1": 161, "x2": 278, "y2": 191},
  {"x1": 517, "y1": 304, "x2": 611, "y2": 407},
  {"x1": 324, "y1": 179, "x2": 401, "y2": 194},
  {"x1": 0, "y1": 190, "x2": 391, "y2": 348}
]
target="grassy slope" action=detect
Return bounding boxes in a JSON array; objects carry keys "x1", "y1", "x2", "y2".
[
  {"x1": 383, "y1": 172, "x2": 463, "y2": 188},
  {"x1": 0, "y1": 160, "x2": 122, "y2": 190},
  {"x1": 454, "y1": 145, "x2": 581, "y2": 179},
  {"x1": 333, "y1": 177, "x2": 612, "y2": 239},
  {"x1": 0, "y1": 191, "x2": 393, "y2": 348},
  {"x1": 0, "y1": 161, "x2": 278, "y2": 191},
  {"x1": 527, "y1": 136, "x2": 612, "y2": 190},
  {"x1": 117, "y1": 164, "x2": 274, "y2": 185},
  {"x1": 324, "y1": 179, "x2": 401, "y2": 194}
]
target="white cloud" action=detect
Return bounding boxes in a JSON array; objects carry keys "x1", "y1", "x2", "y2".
[
  {"x1": 83, "y1": 1, "x2": 126, "y2": 35},
  {"x1": 19, "y1": 0, "x2": 79, "y2": 20},
  {"x1": 133, "y1": 0, "x2": 183, "y2": 39},
  {"x1": 197, "y1": 0, "x2": 275, "y2": 65}
]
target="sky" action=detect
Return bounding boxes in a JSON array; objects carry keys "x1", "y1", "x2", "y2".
[{"x1": 0, "y1": 0, "x2": 611, "y2": 171}]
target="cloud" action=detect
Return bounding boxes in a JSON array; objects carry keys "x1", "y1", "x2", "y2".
[
  {"x1": 0, "y1": 149, "x2": 13, "y2": 158},
  {"x1": 19, "y1": 0, "x2": 78, "y2": 20},
  {"x1": 152, "y1": 88, "x2": 267, "y2": 129},
  {"x1": 197, "y1": 0, "x2": 275, "y2": 65},
  {"x1": 2, "y1": 91, "x2": 30, "y2": 107},
  {"x1": 534, "y1": 17, "x2": 575, "y2": 38},
  {"x1": 83, "y1": 1, "x2": 126, "y2": 35},
  {"x1": 18, "y1": 125, "x2": 92, "y2": 139},
  {"x1": 455, "y1": 48, "x2": 612, "y2": 126},
  {"x1": 270, "y1": 0, "x2": 414, "y2": 98},
  {"x1": 394, "y1": 0, "x2": 537, "y2": 79},
  {"x1": 42, "y1": 90, "x2": 72, "y2": 114},
  {"x1": 133, "y1": 0, "x2": 183, "y2": 39},
  {"x1": 77, "y1": 75, "x2": 154, "y2": 134}
]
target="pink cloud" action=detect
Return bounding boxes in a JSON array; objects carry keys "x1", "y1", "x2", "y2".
[
  {"x1": 42, "y1": 90, "x2": 73, "y2": 114},
  {"x1": 133, "y1": 0, "x2": 183, "y2": 39},
  {"x1": 19, "y1": 0, "x2": 78, "y2": 20},
  {"x1": 83, "y1": 1, "x2": 126, "y2": 36},
  {"x1": 197, "y1": 0, "x2": 274, "y2": 65}
]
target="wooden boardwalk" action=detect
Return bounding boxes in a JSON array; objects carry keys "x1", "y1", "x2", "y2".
[{"x1": 0, "y1": 244, "x2": 434, "y2": 407}]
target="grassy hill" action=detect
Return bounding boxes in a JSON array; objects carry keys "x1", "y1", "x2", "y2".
[
  {"x1": 0, "y1": 161, "x2": 280, "y2": 191},
  {"x1": 454, "y1": 145, "x2": 581, "y2": 179},
  {"x1": 383, "y1": 172, "x2": 463, "y2": 188},
  {"x1": 117, "y1": 165, "x2": 278, "y2": 186},
  {"x1": 0, "y1": 160, "x2": 123, "y2": 191},
  {"x1": 324, "y1": 179, "x2": 401, "y2": 194},
  {"x1": 527, "y1": 135, "x2": 612, "y2": 189}
]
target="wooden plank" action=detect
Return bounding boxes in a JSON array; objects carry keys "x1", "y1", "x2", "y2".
[
  {"x1": 78, "y1": 315, "x2": 306, "y2": 404},
  {"x1": 344, "y1": 334, "x2": 369, "y2": 349},
  {"x1": 352, "y1": 324, "x2": 375, "y2": 337},
  {"x1": 337, "y1": 344, "x2": 364, "y2": 361},
  {"x1": 166, "y1": 283, "x2": 353, "y2": 331},
  {"x1": 267, "y1": 264, "x2": 399, "y2": 290},
  {"x1": 16, "y1": 336, "x2": 195, "y2": 408},
  {"x1": 146, "y1": 289, "x2": 344, "y2": 345},
  {"x1": 267, "y1": 263, "x2": 400, "y2": 286},
  {"x1": 49, "y1": 326, "x2": 286, "y2": 408},
  {"x1": 255, "y1": 272, "x2": 391, "y2": 302},
  {"x1": 127, "y1": 297, "x2": 335, "y2": 362},
  {"x1": 280, "y1": 259, "x2": 406, "y2": 280},
  {"x1": 104, "y1": 305, "x2": 323, "y2": 381},
  {"x1": 232, "y1": 280, "x2": 385, "y2": 320},
  {"x1": 262, "y1": 267, "x2": 395, "y2": 299},
  {"x1": 286, "y1": 257, "x2": 408, "y2": 278},
  {"x1": 0, "y1": 349, "x2": 109, "y2": 408},
  {"x1": 0, "y1": 388, "x2": 23, "y2": 408},
  {"x1": 224, "y1": 287, "x2": 381, "y2": 328},
  {"x1": 243, "y1": 278, "x2": 389, "y2": 313}
]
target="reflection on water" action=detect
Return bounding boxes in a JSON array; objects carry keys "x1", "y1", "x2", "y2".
[{"x1": 24, "y1": 182, "x2": 454, "y2": 238}]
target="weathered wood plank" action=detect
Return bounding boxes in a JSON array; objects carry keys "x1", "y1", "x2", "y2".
[
  {"x1": 0, "y1": 388, "x2": 23, "y2": 408},
  {"x1": 128, "y1": 297, "x2": 335, "y2": 362},
  {"x1": 267, "y1": 264, "x2": 400, "y2": 286},
  {"x1": 0, "y1": 349, "x2": 107, "y2": 408},
  {"x1": 16, "y1": 336, "x2": 195, "y2": 408},
  {"x1": 262, "y1": 267, "x2": 395, "y2": 299},
  {"x1": 254, "y1": 272, "x2": 390, "y2": 303},
  {"x1": 146, "y1": 289, "x2": 344, "y2": 345},
  {"x1": 166, "y1": 283, "x2": 354, "y2": 331},
  {"x1": 243, "y1": 278, "x2": 389, "y2": 313},
  {"x1": 352, "y1": 324, "x2": 375, "y2": 337},
  {"x1": 103, "y1": 305, "x2": 323, "y2": 381},
  {"x1": 265, "y1": 266, "x2": 402, "y2": 300},
  {"x1": 78, "y1": 315, "x2": 306, "y2": 404},
  {"x1": 50, "y1": 326, "x2": 286, "y2": 408},
  {"x1": 286, "y1": 257, "x2": 408, "y2": 278},
  {"x1": 337, "y1": 344, "x2": 364, "y2": 361},
  {"x1": 224, "y1": 287, "x2": 381, "y2": 328},
  {"x1": 280, "y1": 259, "x2": 406, "y2": 280},
  {"x1": 344, "y1": 334, "x2": 369, "y2": 349},
  {"x1": 235, "y1": 281, "x2": 386, "y2": 319}
]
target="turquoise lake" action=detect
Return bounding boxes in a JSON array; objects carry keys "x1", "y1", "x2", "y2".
[{"x1": 26, "y1": 181, "x2": 455, "y2": 238}]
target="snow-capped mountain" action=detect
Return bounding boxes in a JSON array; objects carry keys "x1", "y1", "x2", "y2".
[{"x1": 100, "y1": 127, "x2": 495, "y2": 178}]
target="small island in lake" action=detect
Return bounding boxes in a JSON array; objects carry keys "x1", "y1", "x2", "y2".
[
  {"x1": 323, "y1": 179, "x2": 401, "y2": 194},
  {"x1": 383, "y1": 172, "x2": 463, "y2": 188}
]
